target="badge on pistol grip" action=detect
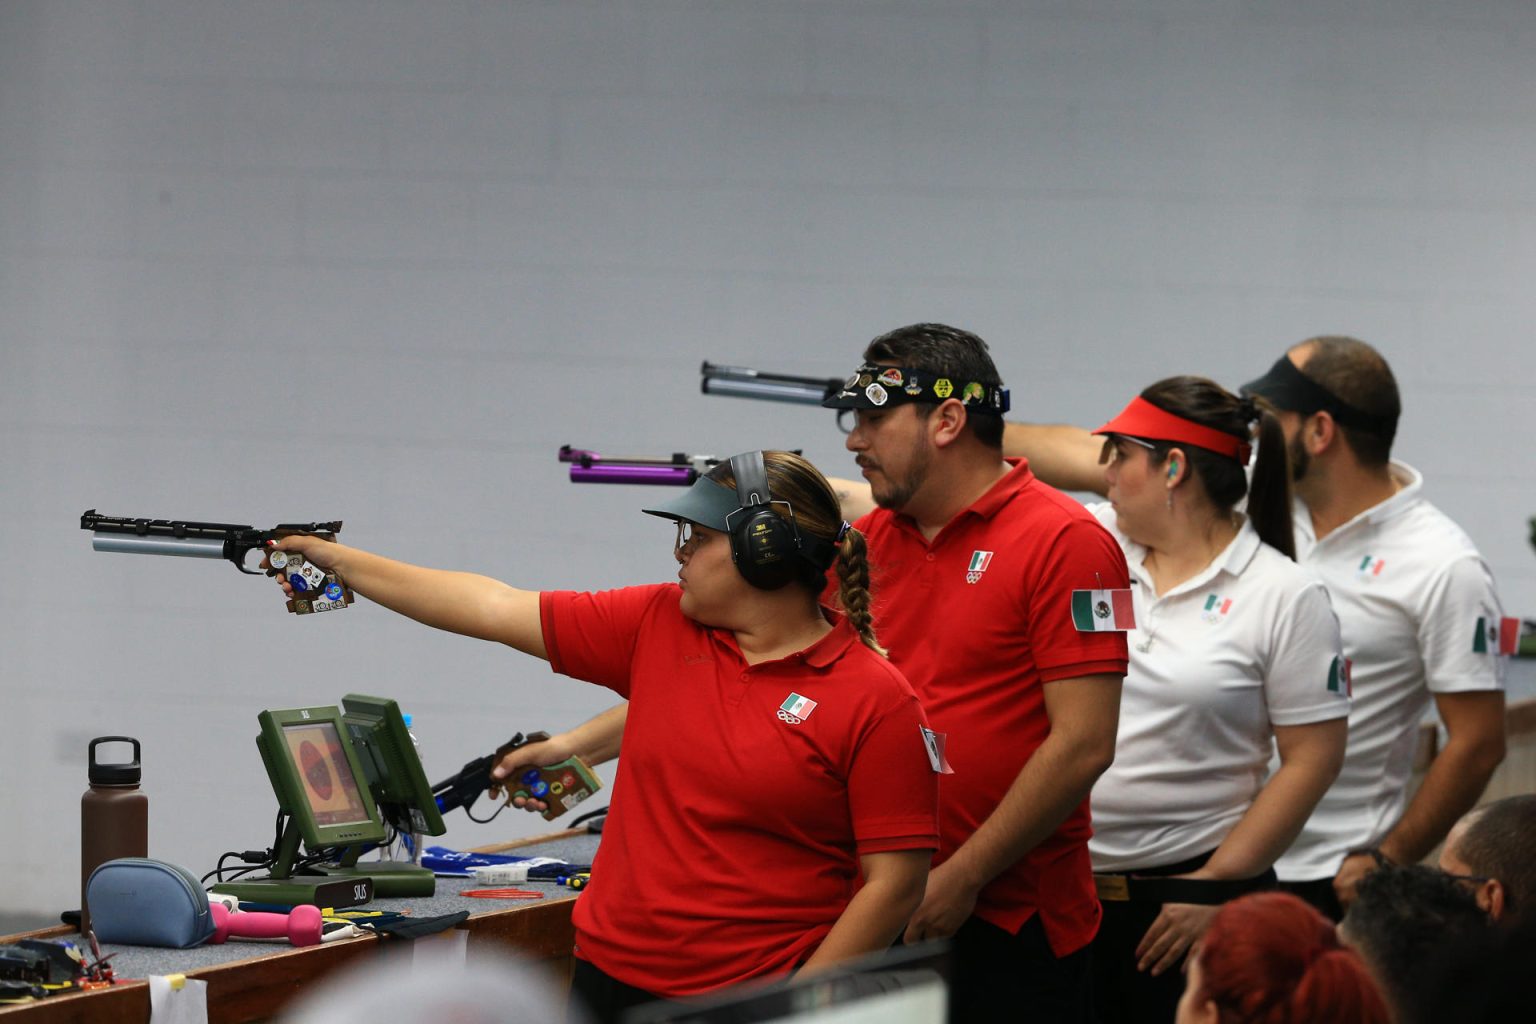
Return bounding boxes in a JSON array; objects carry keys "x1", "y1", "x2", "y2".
[{"x1": 277, "y1": 552, "x2": 355, "y2": 616}]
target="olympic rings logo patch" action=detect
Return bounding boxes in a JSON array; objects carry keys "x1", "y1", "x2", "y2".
[{"x1": 776, "y1": 710, "x2": 803, "y2": 725}]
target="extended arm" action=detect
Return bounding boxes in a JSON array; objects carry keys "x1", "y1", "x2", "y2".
[
  {"x1": 1334, "y1": 690, "x2": 1506, "y2": 905},
  {"x1": 1002, "y1": 422, "x2": 1107, "y2": 494},
  {"x1": 832, "y1": 423, "x2": 1106, "y2": 516},
  {"x1": 904, "y1": 673, "x2": 1121, "y2": 942},
  {"x1": 799, "y1": 849, "x2": 930, "y2": 975},
  {"x1": 270, "y1": 536, "x2": 546, "y2": 658},
  {"x1": 1135, "y1": 717, "x2": 1348, "y2": 974}
]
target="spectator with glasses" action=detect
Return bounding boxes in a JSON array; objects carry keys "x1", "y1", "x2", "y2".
[
  {"x1": 1439, "y1": 794, "x2": 1536, "y2": 927},
  {"x1": 1340, "y1": 863, "x2": 1493, "y2": 1024}
]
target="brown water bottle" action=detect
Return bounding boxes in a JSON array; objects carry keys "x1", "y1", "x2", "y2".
[{"x1": 80, "y1": 736, "x2": 148, "y2": 935}]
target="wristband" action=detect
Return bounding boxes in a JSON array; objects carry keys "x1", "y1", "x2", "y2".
[{"x1": 1345, "y1": 847, "x2": 1394, "y2": 868}]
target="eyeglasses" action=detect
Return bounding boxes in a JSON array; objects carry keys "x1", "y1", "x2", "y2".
[
  {"x1": 1098, "y1": 434, "x2": 1158, "y2": 465},
  {"x1": 673, "y1": 520, "x2": 699, "y2": 557},
  {"x1": 1442, "y1": 870, "x2": 1493, "y2": 888},
  {"x1": 836, "y1": 409, "x2": 855, "y2": 435}
]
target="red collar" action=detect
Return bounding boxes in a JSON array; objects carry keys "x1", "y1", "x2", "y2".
[{"x1": 712, "y1": 610, "x2": 859, "y2": 669}]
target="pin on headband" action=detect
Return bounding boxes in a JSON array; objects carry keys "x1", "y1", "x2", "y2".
[
  {"x1": 820, "y1": 363, "x2": 1011, "y2": 415},
  {"x1": 1092, "y1": 396, "x2": 1252, "y2": 463}
]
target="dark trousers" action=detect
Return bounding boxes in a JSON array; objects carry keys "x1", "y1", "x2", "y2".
[
  {"x1": 570, "y1": 958, "x2": 662, "y2": 1024},
  {"x1": 1091, "y1": 851, "x2": 1262, "y2": 1024},
  {"x1": 1091, "y1": 893, "x2": 1192, "y2": 1024},
  {"x1": 1277, "y1": 876, "x2": 1343, "y2": 923},
  {"x1": 946, "y1": 914, "x2": 1094, "y2": 1024}
]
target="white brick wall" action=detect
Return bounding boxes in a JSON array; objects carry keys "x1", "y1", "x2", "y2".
[{"x1": 2, "y1": 0, "x2": 1533, "y2": 920}]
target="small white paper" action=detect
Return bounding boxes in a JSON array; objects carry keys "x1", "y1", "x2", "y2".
[
  {"x1": 412, "y1": 924, "x2": 469, "y2": 970},
  {"x1": 149, "y1": 975, "x2": 208, "y2": 1024}
]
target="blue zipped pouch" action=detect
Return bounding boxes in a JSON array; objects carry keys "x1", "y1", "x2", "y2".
[{"x1": 86, "y1": 857, "x2": 215, "y2": 948}]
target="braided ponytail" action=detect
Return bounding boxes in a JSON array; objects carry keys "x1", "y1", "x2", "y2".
[
  {"x1": 706, "y1": 451, "x2": 886, "y2": 655},
  {"x1": 834, "y1": 526, "x2": 885, "y2": 656}
]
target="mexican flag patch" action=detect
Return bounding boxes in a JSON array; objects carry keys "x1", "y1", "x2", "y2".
[
  {"x1": 1071, "y1": 589, "x2": 1135, "y2": 632},
  {"x1": 1326, "y1": 656, "x2": 1353, "y2": 696},
  {"x1": 1202, "y1": 594, "x2": 1234, "y2": 623},
  {"x1": 780, "y1": 693, "x2": 818, "y2": 720},
  {"x1": 1472, "y1": 616, "x2": 1520, "y2": 656}
]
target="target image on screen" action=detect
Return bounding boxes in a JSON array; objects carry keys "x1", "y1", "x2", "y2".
[
  {"x1": 282, "y1": 721, "x2": 371, "y2": 827},
  {"x1": 256, "y1": 705, "x2": 387, "y2": 857}
]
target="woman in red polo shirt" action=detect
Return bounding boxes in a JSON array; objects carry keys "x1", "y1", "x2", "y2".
[{"x1": 268, "y1": 450, "x2": 940, "y2": 1023}]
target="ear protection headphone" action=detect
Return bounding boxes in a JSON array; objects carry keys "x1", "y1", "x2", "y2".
[
  {"x1": 724, "y1": 452, "x2": 837, "y2": 591},
  {"x1": 726, "y1": 451, "x2": 801, "y2": 590}
]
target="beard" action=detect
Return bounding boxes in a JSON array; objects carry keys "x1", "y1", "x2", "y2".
[
  {"x1": 870, "y1": 434, "x2": 932, "y2": 512},
  {"x1": 1288, "y1": 429, "x2": 1311, "y2": 483}
]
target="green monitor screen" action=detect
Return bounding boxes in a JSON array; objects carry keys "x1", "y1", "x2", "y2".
[
  {"x1": 340, "y1": 693, "x2": 446, "y2": 839},
  {"x1": 257, "y1": 705, "x2": 387, "y2": 860}
]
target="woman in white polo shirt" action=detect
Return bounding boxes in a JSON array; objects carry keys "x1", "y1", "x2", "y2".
[{"x1": 1063, "y1": 377, "x2": 1351, "y2": 1024}]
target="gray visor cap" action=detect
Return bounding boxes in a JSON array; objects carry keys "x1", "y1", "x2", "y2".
[{"x1": 640, "y1": 475, "x2": 739, "y2": 531}]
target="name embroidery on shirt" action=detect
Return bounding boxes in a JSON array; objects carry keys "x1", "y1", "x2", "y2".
[
  {"x1": 777, "y1": 692, "x2": 818, "y2": 725},
  {"x1": 966, "y1": 550, "x2": 994, "y2": 584}
]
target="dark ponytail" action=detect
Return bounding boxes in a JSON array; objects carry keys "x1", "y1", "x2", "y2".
[
  {"x1": 1244, "y1": 402, "x2": 1295, "y2": 560},
  {"x1": 1139, "y1": 377, "x2": 1295, "y2": 560}
]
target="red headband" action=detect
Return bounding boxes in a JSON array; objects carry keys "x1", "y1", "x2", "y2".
[{"x1": 1092, "y1": 396, "x2": 1252, "y2": 463}]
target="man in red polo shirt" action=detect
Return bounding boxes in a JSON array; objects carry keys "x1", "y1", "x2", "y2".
[{"x1": 823, "y1": 323, "x2": 1128, "y2": 1024}]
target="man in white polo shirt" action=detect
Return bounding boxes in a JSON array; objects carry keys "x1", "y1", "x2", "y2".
[{"x1": 1240, "y1": 336, "x2": 1507, "y2": 917}]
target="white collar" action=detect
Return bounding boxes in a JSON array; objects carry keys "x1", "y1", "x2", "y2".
[
  {"x1": 1127, "y1": 516, "x2": 1262, "y2": 599},
  {"x1": 1297, "y1": 460, "x2": 1423, "y2": 545}
]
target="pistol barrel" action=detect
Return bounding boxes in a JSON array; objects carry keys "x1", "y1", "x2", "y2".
[
  {"x1": 700, "y1": 376, "x2": 832, "y2": 404},
  {"x1": 90, "y1": 533, "x2": 228, "y2": 559},
  {"x1": 699, "y1": 361, "x2": 841, "y2": 405},
  {"x1": 569, "y1": 464, "x2": 695, "y2": 485}
]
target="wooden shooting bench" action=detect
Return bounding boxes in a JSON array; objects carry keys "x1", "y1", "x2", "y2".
[{"x1": 0, "y1": 830, "x2": 595, "y2": 1024}]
